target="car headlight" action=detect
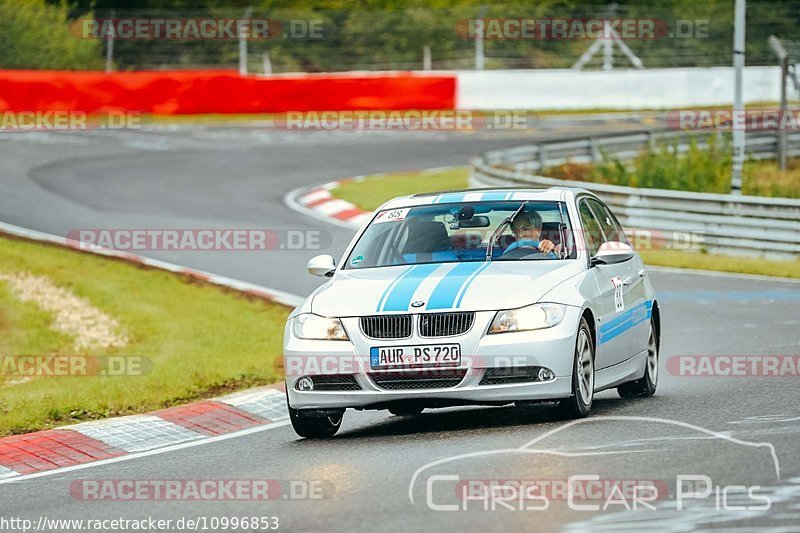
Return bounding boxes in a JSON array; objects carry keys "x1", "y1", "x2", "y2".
[
  {"x1": 292, "y1": 313, "x2": 349, "y2": 340},
  {"x1": 488, "y1": 303, "x2": 566, "y2": 334}
]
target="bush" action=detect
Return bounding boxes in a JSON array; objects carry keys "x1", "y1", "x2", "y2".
[
  {"x1": 544, "y1": 135, "x2": 800, "y2": 198},
  {"x1": 593, "y1": 135, "x2": 733, "y2": 193},
  {"x1": 0, "y1": 0, "x2": 102, "y2": 69}
]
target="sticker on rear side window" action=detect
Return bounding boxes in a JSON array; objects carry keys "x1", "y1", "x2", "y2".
[{"x1": 374, "y1": 208, "x2": 410, "y2": 223}]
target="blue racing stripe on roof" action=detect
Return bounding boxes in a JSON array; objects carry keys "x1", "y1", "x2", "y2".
[
  {"x1": 435, "y1": 192, "x2": 467, "y2": 204},
  {"x1": 480, "y1": 191, "x2": 512, "y2": 201},
  {"x1": 426, "y1": 262, "x2": 487, "y2": 310},
  {"x1": 381, "y1": 263, "x2": 440, "y2": 312}
]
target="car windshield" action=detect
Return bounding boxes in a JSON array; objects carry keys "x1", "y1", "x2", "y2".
[{"x1": 345, "y1": 200, "x2": 575, "y2": 269}]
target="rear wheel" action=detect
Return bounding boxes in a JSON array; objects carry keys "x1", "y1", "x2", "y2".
[
  {"x1": 618, "y1": 321, "x2": 658, "y2": 398},
  {"x1": 557, "y1": 317, "x2": 594, "y2": 419},
  {"x1": 286, "y1": 391, "x2": 343, "y2": 438}
]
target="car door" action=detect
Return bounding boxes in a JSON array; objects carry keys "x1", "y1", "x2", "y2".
[
  {"x1": 580, "y1": 198, "x2": 645, "y2": 368},
  {"x1": 591, "y1": 199, "x2": 651, "y2": 360}
]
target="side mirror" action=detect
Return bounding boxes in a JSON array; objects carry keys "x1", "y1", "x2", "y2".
[
  {"x1": 307, "y1": 254, "x2": 336, "y2": 277},
  {"x1": 590, "y1": 242, "x2": 634, "y2": 266}
]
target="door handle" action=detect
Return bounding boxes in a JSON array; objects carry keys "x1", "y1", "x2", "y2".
[{"x1": 623, "y1": 270, "x2": 646, "y2": 286}]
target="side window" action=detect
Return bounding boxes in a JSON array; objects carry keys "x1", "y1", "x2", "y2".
[
  {"x1": 587, "y1": 199, "x2": 628, "y2": 244},
  {"x1": 578, "y1": 200, "x2": 604, "y2": 256}
]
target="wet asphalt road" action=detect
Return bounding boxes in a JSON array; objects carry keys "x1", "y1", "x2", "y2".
[{"x1": 0, "y1": 124, "x2": 798, "y2": 532}]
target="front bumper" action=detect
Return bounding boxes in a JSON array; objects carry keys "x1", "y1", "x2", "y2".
[{"x1": 283, "y1": 307, "x2": 580, "y2": 410}]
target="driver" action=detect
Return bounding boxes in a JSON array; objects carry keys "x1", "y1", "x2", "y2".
[{"x1": 506, "y1": 211, "x2": 558, "y2": 257}]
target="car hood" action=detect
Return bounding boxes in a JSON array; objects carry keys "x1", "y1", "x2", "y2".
[{"x1": 311, "y1": 260, "x2": 583, "y2": 316}]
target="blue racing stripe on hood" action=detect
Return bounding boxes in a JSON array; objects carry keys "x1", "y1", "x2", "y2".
[
  {"x1": 380, "y1": 263, "x2": 440, "y2": 312},
  {"x1": 426, "y1": 262, "x2": 488, "y2": 310},
  {"x1": 454, "y1": 262, "x2": 492, "y2": 308},
  {"x1": 375, "y1": 265, "x2": 413, "y2": 312}
]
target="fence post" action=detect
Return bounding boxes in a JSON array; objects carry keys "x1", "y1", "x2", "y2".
[
  {"x1": 239, "y1": 7, "x2": 253, "y2": 75},
  {"x1": 538, "y1": 144, "x2": 548, "y2": 171},
  {"x1": 104, "y1": 9, "x2": 114, "y2": 73},
  {"x1": 590, "y1": 138, "x2": 601, "y2": 162}
]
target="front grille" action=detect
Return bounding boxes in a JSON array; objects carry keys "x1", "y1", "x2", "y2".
[
  {"x1": 310, "y1": 375, "x2": 361, "y2": 391},
  {"x1": 369, "y1": 369, "x2": 467, "y2": 390},
  {"x1": 479, "y1": 366, "x2": 540, "y2": 386},
  {"x1": 419, "y1": 312, "x2": 475, "y2": 337},
  {"x1": 360, "y1": 315, "x2": 413, "y2": 339}
]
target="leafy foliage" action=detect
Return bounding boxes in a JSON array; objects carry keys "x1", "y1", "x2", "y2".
[{"x1": 0, "y1": 0, "x2": 102, "y2": 69}]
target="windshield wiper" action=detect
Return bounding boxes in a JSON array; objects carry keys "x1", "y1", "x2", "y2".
[{"x1": 486, "y1": 202, "x2": 527, "y2": 261}]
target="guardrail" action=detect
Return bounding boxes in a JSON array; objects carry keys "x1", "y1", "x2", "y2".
[{"x1": 471, "y1": 129, "x2": 800, "y2": 259}]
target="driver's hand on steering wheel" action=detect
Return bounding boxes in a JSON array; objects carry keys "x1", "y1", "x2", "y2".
[{"x1": 538, "y1": 239, "x2": 556, "y2": 254}]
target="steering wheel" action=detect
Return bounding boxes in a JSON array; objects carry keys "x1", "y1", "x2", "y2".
[{"x1": 498, "y1": 247, "x2": 548, "y2": 260}]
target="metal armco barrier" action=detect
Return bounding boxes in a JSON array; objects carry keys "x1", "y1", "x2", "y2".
[{"x1": 471, "y1": 129, "x2": 800, "y2": 259}]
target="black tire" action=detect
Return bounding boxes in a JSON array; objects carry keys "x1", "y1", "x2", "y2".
[
  {"x1": 286, "y1": 392, "x2": 342, "y2": 438},
  {"x1": 388, "y1": 405, "x2": 424, "y2": 417},
  {"x1": 557, "y1": 317, "x2": 595, "y2": 419},
  {"x1": 618, "y1": 320, "x2": 659, "y2": 399}
]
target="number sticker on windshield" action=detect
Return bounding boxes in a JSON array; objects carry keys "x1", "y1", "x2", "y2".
[{"x1": 374, "y1": 208, "x2": 410, "y2": 223}]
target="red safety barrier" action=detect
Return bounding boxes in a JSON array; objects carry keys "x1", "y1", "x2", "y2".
[{"x1": 0, "y1": 70, "x2": 456, "y2": 114}]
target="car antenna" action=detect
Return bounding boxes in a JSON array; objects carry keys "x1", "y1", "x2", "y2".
[{"x1": 486, "y1": 201, "x2": 527, "y2": 261}]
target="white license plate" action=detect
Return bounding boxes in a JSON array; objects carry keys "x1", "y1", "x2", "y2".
[{"x1": 370, "y1": 344, "x2": 461, "y2": 369}]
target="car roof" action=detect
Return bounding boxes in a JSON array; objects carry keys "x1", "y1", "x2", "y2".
[{"x1": 378, "y1": 186, "x2": 590, "y2": 210}]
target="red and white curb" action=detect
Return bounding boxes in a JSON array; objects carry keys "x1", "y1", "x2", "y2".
[
  {"x1": 284, "y1": 166, "x2": 463, "y2": 230},
  {"x1": 0, "y1": 385, "x2": 288, "y2": 480},
  {"x1": 285, "y1": 178, "x2": 373, "y2": 230},
  {"x1": 0, "y1": 221, "x2": 303, "y2": 480}
]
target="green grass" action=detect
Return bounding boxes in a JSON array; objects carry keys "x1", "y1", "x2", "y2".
[
  {"x1": 0, "y1": 235, "x2": 290, "y2": 435},
  {"x1": 328, "y1": 168, "x2": 800, "y2": 279},
  {"x1": 639, "y1": 250, "x2": 800, "y2": 278},
  {"x1": 331, "y1": 167, "x2": 470, "y2": 211}
]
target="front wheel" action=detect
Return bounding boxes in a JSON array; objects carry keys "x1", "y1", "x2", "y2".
[
  {"x1": 618, "y1": 321, "x2": 658, "y2": 398},
  {"x1": 287, "y1": 392, "x2": 343, "y2": 438},
  {"x1": 557, "y1": 317, "x2": 595, "y2": 419}
]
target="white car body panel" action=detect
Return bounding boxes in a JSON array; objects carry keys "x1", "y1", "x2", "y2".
[{"x1": 283, "y1": 187, "x2": 658, "y2": 411}]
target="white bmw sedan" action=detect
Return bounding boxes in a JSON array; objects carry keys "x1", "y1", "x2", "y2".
[{"x1": 284, "y1": 187, "x2": 660, "y2": 438}]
